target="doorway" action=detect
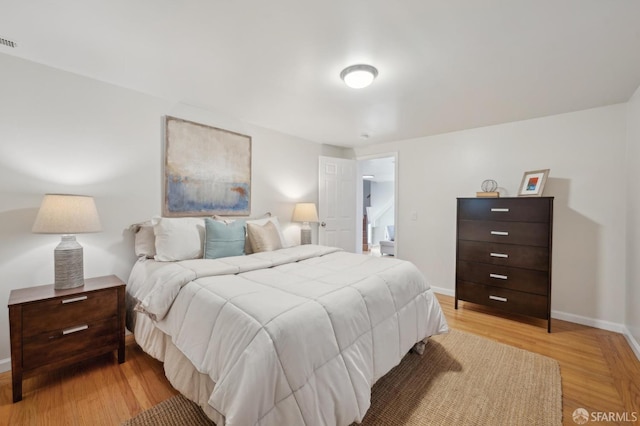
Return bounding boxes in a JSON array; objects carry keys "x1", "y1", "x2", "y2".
[{"x1": 356, "y1": 154, "x2": 397, "y2": 255}]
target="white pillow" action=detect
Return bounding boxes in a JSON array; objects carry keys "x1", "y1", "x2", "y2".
[
  {"x1": 245, "y1": 216, "x2": 287, "y2": 254},
  {"x1": 133, "y1": 221, "x2": 156, "y2": 259},
  {"x1": 153, "y1": 217, "x2": 205, "y2": 261}
]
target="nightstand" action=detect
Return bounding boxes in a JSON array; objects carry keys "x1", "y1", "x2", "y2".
[{"x1": 8, "y1": 275, "x2": 126, "y2": 402}]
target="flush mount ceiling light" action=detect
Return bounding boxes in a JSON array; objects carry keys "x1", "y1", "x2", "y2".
[{"x1": 340, "y1": 64, "x2": 378, "y2": 89}]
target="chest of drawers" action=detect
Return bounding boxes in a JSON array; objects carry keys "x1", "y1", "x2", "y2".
[
  {"x1": 8, "y1": 275, "x2": 126, "y2": 402},
  {"x1": 455, "y1": 197, "x2": 554, "y2": 332}
]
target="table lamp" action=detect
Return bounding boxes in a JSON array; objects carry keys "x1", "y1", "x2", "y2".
[
  {"x1": 292, "y1": 202, "x2": 318, "y2": 245},
  {"x1": 32, "y1": 194, "x2": 102, "y2": 289}
]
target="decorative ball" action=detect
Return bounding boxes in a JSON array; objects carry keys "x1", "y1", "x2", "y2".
[{"x1": 481, "y1": 179, "x2": 498, "y2": 192}]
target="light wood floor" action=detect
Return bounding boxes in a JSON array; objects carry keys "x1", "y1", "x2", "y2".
[{"x1": 1, "y1": 293, "x2": 638, "y2": 425}]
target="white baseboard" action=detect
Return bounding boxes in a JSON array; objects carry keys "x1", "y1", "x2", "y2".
[
  {"x1": 623, "y1": 327, "x2": 640, "y2": 361},
  {"x1": 431, "y1": 286, "x2": 455, "y2": 297},
  {"x1": 0, "y1": 357, "x2": 10, "y2": 374},
  {"x1": 550, "y1": 309, "x2": 626, "y2": 334}
]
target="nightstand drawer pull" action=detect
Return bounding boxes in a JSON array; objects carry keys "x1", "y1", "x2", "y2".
[
  {"x1": 62, "y1": 325, "x2": 88, "y2": 335},
  {"x1": 490, "y1": 231, "x2": 509, "y2": 236},
  {"x1": 491, "y1": 208, "x2": 509, "y2": 212},
  {"x1": 62, "y1": 296, "x2": 88, "y2": 304},
  {"x1": 490, "y1": 273, "x2": 508, "y2": 280},
  {"x1": 490, "y1": 252, "x2": 508, "y2": 258},
  {"x1": 489, "y1": 295, "x2": 508, "y2": 302}
]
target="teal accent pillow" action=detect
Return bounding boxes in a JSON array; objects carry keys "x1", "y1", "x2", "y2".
[{"x1": 204, "y1": 218, "x2": 246, "y2": 259}]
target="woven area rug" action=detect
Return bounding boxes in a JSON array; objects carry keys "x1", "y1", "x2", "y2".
[{"x1": 122, "y1": 329, "x2": 562, "y2": 426}]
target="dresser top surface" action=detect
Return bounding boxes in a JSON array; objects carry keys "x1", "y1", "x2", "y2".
[{"x1": 457, "y1": 196, "x2": 554, "y2": 200}]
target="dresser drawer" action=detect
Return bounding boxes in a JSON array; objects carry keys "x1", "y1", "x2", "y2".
[
  {"x1": 458, "y1": 198, "x2": 551, "y2": 222},
  {"x1": 458, "y1": 220, "x2": 549, "y2": 247},
  {"x1": 456, "y1": 281, "x2": 548, "y2": 319},
  {"x1": 456, "y1": 260, "x2": 549, "y2": 295},
  {"x1": 457, "y1": 240, "x2": 549, "y2": 271},
  {"x1": 23, "y1": 318, "x2": 118, "y2": 370},
  {"x1": 22, "y1": 289, "x2": 117, "y2": 338}
]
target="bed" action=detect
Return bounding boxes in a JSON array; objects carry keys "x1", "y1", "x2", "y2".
[{"x1": 126, "y1": 216, "x2": 448, "y2": 426}]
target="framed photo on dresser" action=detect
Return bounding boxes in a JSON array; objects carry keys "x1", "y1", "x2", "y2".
[{"x1": 518, "y1": 169, "x2": 550, "y2": 197}]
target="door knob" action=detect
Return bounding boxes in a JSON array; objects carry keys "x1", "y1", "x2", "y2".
[{"x1": 320, "y1": 222, "x2": 326, "y2": 227}]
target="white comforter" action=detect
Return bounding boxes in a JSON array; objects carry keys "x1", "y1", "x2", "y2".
[{"x1": 130, "y1": 245, "x2": 448, "y2": 426}]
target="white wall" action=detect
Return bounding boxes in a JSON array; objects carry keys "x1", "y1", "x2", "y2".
[
  {"x1": 626, "y1": 86, "x2": 640, "y2": 353},
  {"x1": 354, "y1": 105, "x2": 628, "y2": 329},
  {"x1": 0, "y1": 53, "x2": 346, "y2": 369}
]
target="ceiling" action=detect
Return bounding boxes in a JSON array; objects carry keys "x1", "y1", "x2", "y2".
[{"x1": 1, "y1": 1, "x2": 640, "y2": 148}]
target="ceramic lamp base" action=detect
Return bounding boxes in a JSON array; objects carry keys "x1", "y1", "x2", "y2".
[
  {"x1": 54, "y1": 235, "x2": 85, "y2": 289},
  {"x1": 300, "y1": 228, "x2": 312, "y2": 245}
]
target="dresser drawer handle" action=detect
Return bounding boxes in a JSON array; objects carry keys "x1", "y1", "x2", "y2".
[
  {"x1": 490, "y1": 273, "x2": 508, "y2": 280},
  {"x1": 62, "y1": 325, "x2": 89, "y2": 335},
  {"x1": 490, "y1": 208, "x2": 509, "y2": 212},
  {"x1": 489, "y1": 295, "x2": 508, "y2": 302},
  {"x1": 490, "y1": 252, "x2": 508, "y2": 258},
  {"x1": 62, "y1": 296, "x2": 88, "y2": 304},
  {"x1": 490, "y1": 231, "x2": 509, "y2": 236}
]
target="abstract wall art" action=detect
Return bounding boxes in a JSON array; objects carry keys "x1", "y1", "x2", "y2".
[{"x1": 163, "y1": 116, "x2": 251, "y2": 216}]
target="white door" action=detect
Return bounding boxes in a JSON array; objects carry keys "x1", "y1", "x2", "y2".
[{"x1": 318, "y1": 156, "x2": 357, "y2": 251}]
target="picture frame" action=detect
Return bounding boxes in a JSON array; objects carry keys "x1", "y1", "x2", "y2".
[
  {"x1": 518, "y1": 169, "x2": 550, "y2": 197},
  {"x1": 163, "y1": 116, "x2": 252, "y2": 217}
]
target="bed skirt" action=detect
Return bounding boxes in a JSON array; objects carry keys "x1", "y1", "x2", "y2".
[{"x1": 134, "y1": 312, "x2": 226, "y2": 425}]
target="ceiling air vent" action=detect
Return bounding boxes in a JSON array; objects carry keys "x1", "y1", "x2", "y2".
[{"x1": 0, "y1": 36, "x2": 17, "y2": 48}]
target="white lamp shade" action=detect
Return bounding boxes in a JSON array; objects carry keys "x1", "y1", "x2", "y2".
[
  {"x1": 292, "y1": 203, "x2": 319, "y2": 223},
  {"x1": 32, "y1": 194, "x2": 102, "y2": 234}
]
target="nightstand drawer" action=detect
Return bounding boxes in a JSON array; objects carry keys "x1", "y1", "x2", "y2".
[
  {"x1": 458, "y1": 198, "x2": 551, "y2": 222},
  {"x1": 23, "y1": 318, "x2": 118, "y2": 370},
  {"x1": 458, "y1": 220, "x2": 549, "y2": 247},
  {"x1": 22, "y1": 289, "x2": 117, "y2": 338},
  {"x1": 456, "y1": 260, "x2": 549, "y2": 295},
  {"x1": 458, "y1": 240, "x2": 549, "y2": 271},
  {"x1": 456, "y1": 281, "x2": 548, "y2": 319}
]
